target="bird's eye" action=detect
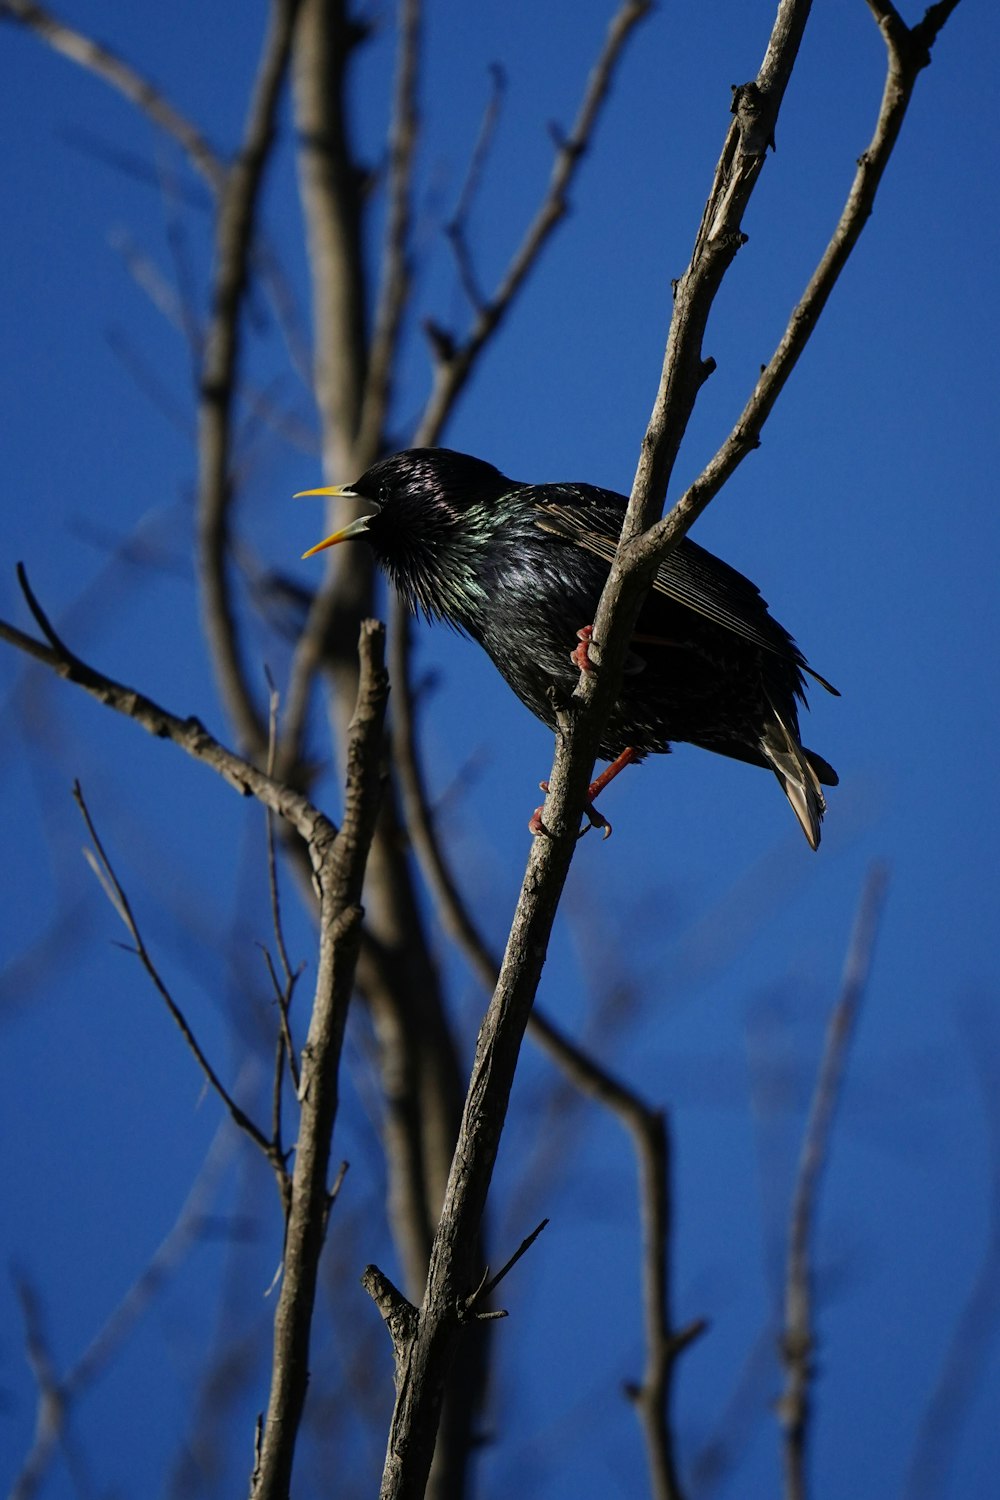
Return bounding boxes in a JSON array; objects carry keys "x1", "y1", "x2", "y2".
[{"x1": 379, "y1": 483, "x2": 391, "y2": 506}]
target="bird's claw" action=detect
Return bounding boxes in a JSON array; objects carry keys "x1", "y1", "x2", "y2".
[
  {"x1": 584, "y1": 804, "x2": 613, "y2": 839},
  {"x1": 529, "y1": 777, "x2": 613, "y2": 840},
  {"x1": 529, "y1": 804, "x2": 550, "y2": 838},
  {"x1": 570, "y1": 625, "x2": 596, "y2": 673}
]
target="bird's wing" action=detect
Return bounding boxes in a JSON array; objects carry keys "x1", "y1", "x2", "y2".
[{"x1": 533, "y1": 490, "x2": 838, "y2": 694}]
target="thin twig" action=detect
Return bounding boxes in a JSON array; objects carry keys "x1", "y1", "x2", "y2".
[
  {"x1": 263, "y1": 677, "x2": 302, "y2": 1096},
  {"x1": 73, "y1": 781, "x2": 277, "y2": 1159},
  {"x1": 449, "y1": 63, "x2": 507, "y2": 233},
  {"x1": 445, "y1": 62, "x2": 507, "y2": 313},
  {"x1": 0, "y1": 572, "x2": 336, "y2": 848},
  {"x1": 471, "y1": 1218, "x2": 549, "y2": 1309},
  {"x1": 413, "y1": 0, "x2": 653, "y2": 446},
  {"x1": 261, "y1": 945, "x2": 301, "y2": 1095},
  {"x1": 779, "y1": 864, "x2": 889, "y2": 1500}
]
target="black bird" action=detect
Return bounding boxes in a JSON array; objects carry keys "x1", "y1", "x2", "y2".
[{"x1": 298, "y1": 448, "x2": 838, "y2": 847}]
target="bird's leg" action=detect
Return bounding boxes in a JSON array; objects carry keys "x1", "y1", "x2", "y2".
[
  {"x1": 581, "y1": 745, "x2": 639, "y2": 836},
  {"x1": 529, "y1": 745, "x2": 639, "y2": 841}
]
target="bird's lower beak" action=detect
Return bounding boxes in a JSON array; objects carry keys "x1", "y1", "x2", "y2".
[{"x1": 294, "y1": 485, "x2": 372, "y2": 558}]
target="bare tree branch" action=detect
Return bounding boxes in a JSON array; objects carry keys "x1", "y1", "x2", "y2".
[
  {"x1": 618, "y1": 0, "x2": 963, "y2": 580},
  {"x1": 535, "y1": 0, "x2": 960, "y2": 905},
  {"x1": 3, "y1": 4, "x2": 968, "y2": 1496},
  {"x1": 369, "y1": 0, "x2": 962, "y2": 1487},
  {"x1": 391, "y1": 607, "x2": 704, "y2": 1498},
  {"x1": 544, "y1": 0, "x2": 816, "y2": 782},
  {"x1": 779, "y1": 864, "x2": 889, "y2": 1500},
  {"x1": 2, "y1": 0, "x2": 317, "y2": 406},
  {"x1": 251, "y1": 619, "x2": 389, "y2": 1500}
]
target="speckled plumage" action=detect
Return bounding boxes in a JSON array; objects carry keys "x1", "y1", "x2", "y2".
[{"x1": 303, "y1": 448, "x2": 839, "y2": 847}]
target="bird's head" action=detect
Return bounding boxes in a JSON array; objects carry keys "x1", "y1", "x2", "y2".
[{"x1": 297, "y1": 448, "x2": 515, "y2": 623}]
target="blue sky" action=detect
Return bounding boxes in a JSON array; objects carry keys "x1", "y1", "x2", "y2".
[{"x1": 1, "y1": 3, "x2": 998, "y2": 1497}]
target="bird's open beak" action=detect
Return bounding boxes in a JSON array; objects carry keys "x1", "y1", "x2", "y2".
[{"x1": 294, "y1": 485, "x2": 373, "y2": 558}]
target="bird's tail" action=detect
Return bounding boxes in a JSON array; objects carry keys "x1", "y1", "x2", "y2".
[{"x1": 761, "y1": 697, "x2": 837, "y2": 850}]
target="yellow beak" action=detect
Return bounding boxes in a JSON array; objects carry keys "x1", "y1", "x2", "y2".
[{"x1": 294, "y1": 484, "x2": 372, "y2": 558}]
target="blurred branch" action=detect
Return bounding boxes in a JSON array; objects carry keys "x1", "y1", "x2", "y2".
[
  {"x1": 252, "y1": 619, "x2": 389, "y2": 1500},
  {"x1": 4, "y1": 0, "x2": 316, "y2": 406},
  {"x1": 197, "y1": 0, "x2": 303, "y2": 762},
  {"x1": 902, "y1": 1002, "x2": 1000, "y2": 1500},
  {"x1": 0, "y1": 0, "x2": 226, "y2": 190},
  {"x1": 623, "y1": 1107, "x2": 707, "y2": 1500},
  {"x1": 11, "y1": 1123, "x2": 238, "y2": 1500},
  {"x1": 277, "y1": 0, "x2": 373, "y2": 780},
  {"x1": 689, "y1": 1320, "x2": 777, "y2": 1497},
  {"x1": 10, "y1": 1277, "x2": 76, "y2": 1500},
  {"x1": 291, "y1": 0, "x2": 369, "y2": 469},
  {"x1": 413, "y1": 0, "x2": 653, "y2": 446},
  {"x1": 548, "y1": 1026, "x2": 707, "y2": 1500},
  {"x1": 388, "y1": 607, "x2": 500, "y2": 995},
  {"x1": 358, "y1": 0, "x2": 422, "y2": 457},
  {"x1": 1, "y1": 0, "x2": 313, "y2": 369},
  {"x1": 444, "y1": 62, "x2": 507, "y2": 314},
  {"x1": 779, "y1": 864, "x2": 889, "y2": 1500}
]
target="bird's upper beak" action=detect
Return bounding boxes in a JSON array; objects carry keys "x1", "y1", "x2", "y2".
[{"x1": 294, "y1": 485, "x2": 373, "y2": 558}]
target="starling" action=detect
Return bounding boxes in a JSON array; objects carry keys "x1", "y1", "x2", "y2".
[{"x1": 298, "y1": 448, "x2": 838, "y2": 847}]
